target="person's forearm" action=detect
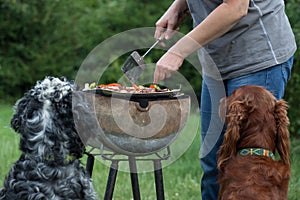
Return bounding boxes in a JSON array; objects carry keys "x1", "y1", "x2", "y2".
[{"x1": 170, "y1": 0, "x2": 249, "y2": 58}]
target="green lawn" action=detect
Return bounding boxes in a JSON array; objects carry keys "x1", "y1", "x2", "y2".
[{"x1": 0, "y1": 103, "x2": 299, "y2": 199}]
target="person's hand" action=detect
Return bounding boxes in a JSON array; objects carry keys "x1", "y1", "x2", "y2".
[
  {"x1": 154, "y1": 0, "x2": 189, "y2": 45},
  {"x1": 154, "y1": 51, "x2": 184, "y2": 83},
  {"x1": 154, "y1": 11, "x2": 180, "y2": 43}
]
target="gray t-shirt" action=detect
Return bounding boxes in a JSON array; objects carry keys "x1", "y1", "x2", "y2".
[{"x1": 186, "y1": 0, "x2": 297, "y2": 80}]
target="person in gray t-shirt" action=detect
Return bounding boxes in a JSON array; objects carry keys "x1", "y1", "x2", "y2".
[{"x1": 153, "y1": 0, "x2": 296, "y2": 199}]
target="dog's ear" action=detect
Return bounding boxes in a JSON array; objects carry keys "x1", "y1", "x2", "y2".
[
  {"x1": 274, "y1": 100, "x2": 290, "y2": 167},
  {"x1": 218, "y1": 101, "x2": 243, "y2": 170},
  {"x1": 10, "y1": 94, "x2": 44, "y2": 134},
  {"x1": 11, "y1": 96, "x2": 30, "y2": 133},
  {"x1": 218, "y1": 100, "x2": 249, "y2": 170}
]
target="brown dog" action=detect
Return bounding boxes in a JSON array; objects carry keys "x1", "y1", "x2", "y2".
[{"x1": 217, "y1": 86, "x2": 290, "y2": 200}]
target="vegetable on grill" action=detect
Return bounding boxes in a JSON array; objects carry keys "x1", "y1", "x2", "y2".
[{"x1": 83, "y1": 83, "x2": 170, "y2": 94}]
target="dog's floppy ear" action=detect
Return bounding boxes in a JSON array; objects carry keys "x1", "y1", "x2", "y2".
[
  {"x1": 218, "y1": 99, "x2": 250, "y2": 170},
  {"x1": 274, "y1": 100, "x2": 290, "y2": 167},
  {"x1": 10, "y1": 94, "x2": 44, "y2": 134},
  {"x1": 11, "y1": 96, "x2": 30, "y2": 133}
]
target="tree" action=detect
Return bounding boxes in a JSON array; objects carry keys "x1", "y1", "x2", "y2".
[{"x1": 0, "y1": 0, "x2": 299, "y2": 136}]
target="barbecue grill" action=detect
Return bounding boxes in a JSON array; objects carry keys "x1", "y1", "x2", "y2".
[{"x1": 74, "y1": 87, "x2": 191, "y2": 200}]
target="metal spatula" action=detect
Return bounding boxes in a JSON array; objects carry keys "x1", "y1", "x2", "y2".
[{"x1": 121, "y1": 35, "x2": 164, "y2": 84}]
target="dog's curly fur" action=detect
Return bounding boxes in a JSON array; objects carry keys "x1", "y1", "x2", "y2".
[
  {"x1": 0, "y1": 77, "x2": 97, "y2": 200},
  {"x1": 218, "y1": 86, "x2": 290, "y2": 200}
]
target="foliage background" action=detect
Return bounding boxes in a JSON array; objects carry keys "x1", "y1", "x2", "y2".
[{"x1": 0, "y1": 0, "x2": 299, "y2": 136}]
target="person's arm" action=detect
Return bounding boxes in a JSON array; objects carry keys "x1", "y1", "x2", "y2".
[
  {"x1": 171, "y1": 0, "x2": 250, "y2": 57},
  {"x1": 154, "y1": 0, "x2": 250, "y2": 82}
]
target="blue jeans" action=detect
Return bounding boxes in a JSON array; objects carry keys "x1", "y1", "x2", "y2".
[{"x1": 200, "y1": 56, "x2": 294, "y2": 200}]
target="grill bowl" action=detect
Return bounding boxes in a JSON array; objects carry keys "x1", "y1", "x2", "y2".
[{"x1": 75, "y1": 90, "x2": 190, "y2": 156}]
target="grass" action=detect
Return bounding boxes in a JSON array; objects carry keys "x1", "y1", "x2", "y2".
[{"x1": 0, "y1": 103, "x2": 299, "y2": 199}]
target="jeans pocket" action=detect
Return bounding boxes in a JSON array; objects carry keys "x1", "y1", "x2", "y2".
[
  {"x1": 281, "y1": 57, "x2": 294, "y2": 85},
  {"x1": 281, "y1": 65, "x2": 292, "y2": 85}
]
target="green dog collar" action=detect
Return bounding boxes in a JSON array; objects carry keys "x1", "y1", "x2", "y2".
[{"x1": 238, "y1": 148, "x2": 275, "y2": 160}]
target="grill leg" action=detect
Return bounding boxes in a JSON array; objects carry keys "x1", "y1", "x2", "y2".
[
  {"x1": 86, "y1": 153, "x2": 95, "y2": 178},
  {"x1": 154, "y1": 160, "x2": 165, "y2": 200},
  {"x1": 129, "y1": 156, "x2": 141, "y2": 200},
  {"x1": 104, "y1": 160, "x2": 119, "y2": 200}
]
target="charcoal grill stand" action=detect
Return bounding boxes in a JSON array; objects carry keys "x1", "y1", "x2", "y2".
[{"x1": 85, "y1": 146, "x2": 170, "y2": 200}]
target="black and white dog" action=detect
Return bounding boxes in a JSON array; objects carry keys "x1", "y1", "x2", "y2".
[{"x1": 0, "y1": 77, "x2": 97, "y2": 200}]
